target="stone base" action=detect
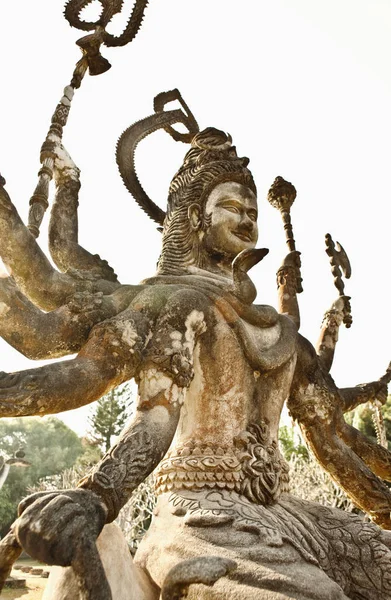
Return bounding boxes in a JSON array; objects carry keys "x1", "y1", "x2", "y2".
[{"x1": 4, "y1": 576, "x2": 27, "y2": 589}]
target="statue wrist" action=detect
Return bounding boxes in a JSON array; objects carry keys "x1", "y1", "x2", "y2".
[
  {"x1": 77, "y1": 478, "x2": 117, "y2": 524},
  {"x1": 277, "y1": 265, "x2": 299, "y2": 294}
]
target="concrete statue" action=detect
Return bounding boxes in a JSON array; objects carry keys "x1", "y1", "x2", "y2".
[{"x1": 1, "y1": 1, "x2": 391, "y2": 599}]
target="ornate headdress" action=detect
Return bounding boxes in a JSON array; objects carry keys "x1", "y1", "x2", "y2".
[{"x1": 116, "y1": 90, "x2": 256, "y2": 273}]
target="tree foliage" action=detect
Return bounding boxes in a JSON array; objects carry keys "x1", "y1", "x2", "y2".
[
  {"x1": 0, "y1": 417, "x2": 84, "y2": 536},
  {"x1": 88, "y1": 384, "x2": 133, "y2": 451},
  {"x1": 278, "y1": 424, "x2": 309, "y2": 461}
]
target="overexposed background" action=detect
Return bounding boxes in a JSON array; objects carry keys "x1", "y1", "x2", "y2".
[{"x1": 0, "y1": 0, "x2": 390, "y2": 434}]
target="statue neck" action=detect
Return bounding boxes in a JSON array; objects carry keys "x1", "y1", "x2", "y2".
[
  {"x1": 157, "y1": 236, "x2": 235, "y2": 279},
  {"x1": 197, "y1": 249, "x2": 234, "y2": 278}
]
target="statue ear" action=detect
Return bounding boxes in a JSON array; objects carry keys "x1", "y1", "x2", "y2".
[{"x1": 188, "y1": 203, "x2": 202, "y2": 231}]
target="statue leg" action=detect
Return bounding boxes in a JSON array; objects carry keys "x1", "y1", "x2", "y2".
[
  {"x1": 338, "y1": 420, "x2": 391, "y2": 482},
  {"x1": 136, "y1": 494, "x2": 351, "y2": 600},
  {"x1": 48, "y1": 146, "x2": 118, "y2": 283}
]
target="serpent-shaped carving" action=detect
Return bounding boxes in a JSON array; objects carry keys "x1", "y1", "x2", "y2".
[{"x1": 116, "y1": 89, "x2": 199, "y2": 225}]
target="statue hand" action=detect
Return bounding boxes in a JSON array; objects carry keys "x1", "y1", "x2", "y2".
[
  {"x1": 331, "y1": 296, "x2": 352, "y2": 319},
  {"x1": 65, "y1": 290, "x2": 109, "y2": 326},
  {"x1": 355, "y1": 380, "x2": 388, "y2": 406},
  {"x1": 281, "y1": 250, "x2": 301, "y2": 270},
  {"x1": 330, "y1": 296, "x2": 353, "y2": 327},
  {"x1": 15, "y1": 489, "x2": 107, "y2": 567},
  {"x1": 50, "y1": 143, "x2": 80, "y2": 185},
  {"x1": 277, "y1": 251, "x2": 302, "y2": 293},
  {"x1": 370, "y1": 380, "x2": 389, "y2": 406}
]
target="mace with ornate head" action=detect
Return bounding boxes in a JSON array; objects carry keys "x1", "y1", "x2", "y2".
[{"x1": 267, "y1": 176, "x2": 303, "y2": 293}]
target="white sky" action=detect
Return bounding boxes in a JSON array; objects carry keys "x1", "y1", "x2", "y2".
[{"x1": 0, "y1": 0, "x2": 390, "y2": 435}]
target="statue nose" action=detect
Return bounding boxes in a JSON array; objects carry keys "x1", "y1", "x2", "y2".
[{"x1": 241, "y1": 214, "x2": 254, "y2": 230}]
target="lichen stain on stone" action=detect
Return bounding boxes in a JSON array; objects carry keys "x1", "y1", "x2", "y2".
[
  {"x1": 0, "y1": 302, "x2": 10, "y2": 316},
  {"x1": 184, "y1": 310, "x2": 207, "y2": 344},
  {"x1": 121, "y1": 322, "x2": 138, "y2": 350},
  {"x1": 49, "y1": 137, "x2": 80, "y2": 182},
  {"x1": 0, "y1": 262, "x2": 9, "y2": 278},
  {"x1": 169, "y1": 331, "x2": 182, "y2": 341},
  {"x1": 149, "y1": 405, "x2": 170, "y2": 426},
  {"x1": 138, "y1": 367, "x2": 186, "y2": 407}
]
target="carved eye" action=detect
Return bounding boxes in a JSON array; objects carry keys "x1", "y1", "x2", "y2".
[
  {"x1": 248, "y1": 211, "x2": 257, "y2": 222},
  {"x1": 223, "y1": 204, "x2": 240, "y2": 214}
]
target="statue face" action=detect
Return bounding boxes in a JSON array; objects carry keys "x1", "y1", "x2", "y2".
[{"x1": 201, "y1": 182, "x2": 258, "y2": 259}]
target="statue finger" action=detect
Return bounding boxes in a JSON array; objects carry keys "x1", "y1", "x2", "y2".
[
  {"x1": 16, "y1": 497, "x2": 87, "y2": 566},
  {"x1": 18, "y1": 491, "x2": 59, "y2": 516}
]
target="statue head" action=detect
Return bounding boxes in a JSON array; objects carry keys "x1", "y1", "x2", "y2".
[
  {"x1": 116, "y1": 92, "x2": 258, "y2": 276},
  {"x1": 157, "y1": 127, "x2": 258, "y2": 274}
]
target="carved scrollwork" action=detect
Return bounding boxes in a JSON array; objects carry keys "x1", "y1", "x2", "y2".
[
  {"x1": 155, "y1": 421, "x2": 290, "y2": 505},
  {"x1": 234, "y1": 423, "x2": 290, "y2": 505}
]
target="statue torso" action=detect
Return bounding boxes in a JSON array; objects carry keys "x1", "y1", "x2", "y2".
[{"x1": 135, "y1": 274, "x2": 298, "y2": 505}]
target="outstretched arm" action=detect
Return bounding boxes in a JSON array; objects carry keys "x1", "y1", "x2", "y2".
[
  {"x1": 340, "y1": 362, "x2": 390, "y2": 412},
  {"x1": 0, "y1": 276, "x2": 123, "y2": 360},
  {"x1": 0, "y1": 307, "x2": 150, "y2": 417}
]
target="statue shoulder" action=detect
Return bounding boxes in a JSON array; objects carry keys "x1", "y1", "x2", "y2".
[{"x1": 129, "y1": 280, "x2": 213, "y2": 324}]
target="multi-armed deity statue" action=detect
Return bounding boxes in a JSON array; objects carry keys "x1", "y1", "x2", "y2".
[{"x1": 1, "y1": 2, "x2": 391, "y2": 599}]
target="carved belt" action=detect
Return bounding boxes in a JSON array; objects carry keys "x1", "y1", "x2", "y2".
[{"x1": 154, "y1": 422, "x2": 290, "y2": 505}]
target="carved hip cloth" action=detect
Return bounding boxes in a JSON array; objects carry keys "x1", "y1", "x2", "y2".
[{"x1": 135, "y1": 490, "x2": 391, "y2": 600}]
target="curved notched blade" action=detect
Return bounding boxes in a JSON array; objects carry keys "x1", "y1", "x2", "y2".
[{"x1": 335, "y1": 241, "x2": 352, "y2": 279}]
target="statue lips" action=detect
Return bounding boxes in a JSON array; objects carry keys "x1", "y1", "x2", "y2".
[{"x1": 233, "y1": 229, "x2": 254, "y2": 243}]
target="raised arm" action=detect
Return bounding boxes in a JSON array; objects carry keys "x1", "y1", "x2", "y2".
[
  {"x1": 316, "y1": 295, "x2": 351, "y2": 372},
  {"x1": 0, "y1": 176, "x2": 118, "y2": 311},
  {"x1": 48, "y1": 143, "x2": 118, "y2": 282},
  {"x1": 276, "y1": 251, "x2": 301, "y2": 329}
]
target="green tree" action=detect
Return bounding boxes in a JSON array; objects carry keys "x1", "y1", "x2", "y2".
[
  {"x1": 0, "y1": 417, "x2": 84, "y2": 536},
  {"x1": 279, "y1": 424, "x2": 309, "y2": 461},
  {"x1": 88, "y1": 384, "x2": 133, "y2": 451}
]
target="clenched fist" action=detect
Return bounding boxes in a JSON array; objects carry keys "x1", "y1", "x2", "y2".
[{"x1": 15, "y1": 489, "x2": 107, "y2": 567}]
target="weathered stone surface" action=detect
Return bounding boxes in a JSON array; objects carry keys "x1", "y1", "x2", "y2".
[
  {"x1": 1, "y1": 18, "x2": 391, "y2": 597},
  {"x1": 42, "y1": 523, "x2": 158, "y2": 600}
]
